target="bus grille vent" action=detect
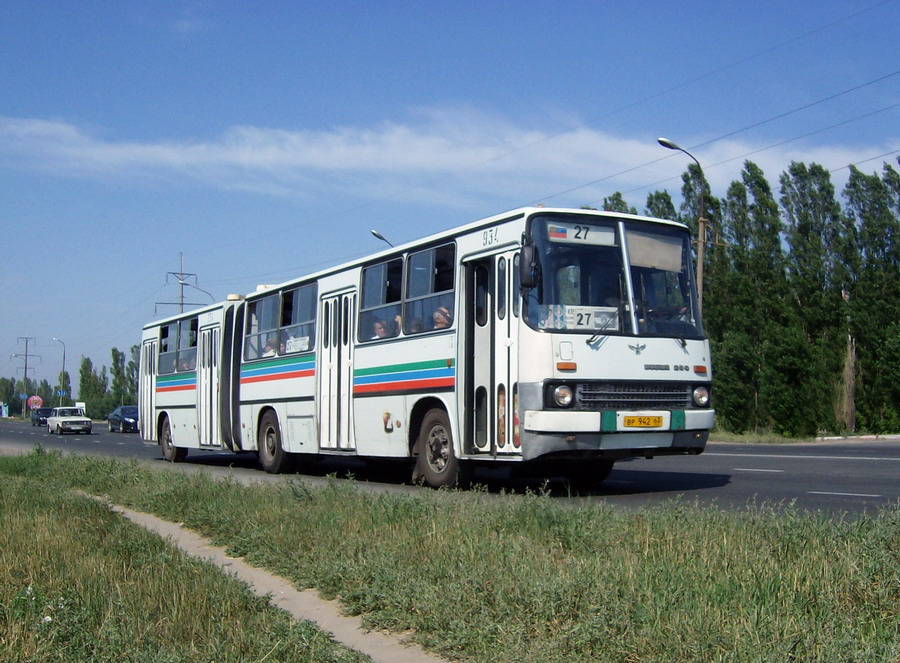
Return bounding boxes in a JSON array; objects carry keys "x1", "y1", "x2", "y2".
[{"x1": 577, "y1": 382, "x2": 692, "y2": 410}]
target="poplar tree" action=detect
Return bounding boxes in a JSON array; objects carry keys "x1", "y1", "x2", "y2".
[
  {"x1": 126, "y1": 344, "x2": 140, "y2": 404},
  {"x1": 779, "y1": 162, "x2": 846, "y2": 431},
  {"x1": 713, "y1": 176, "x2": 759, "y2": 432},
  {"x1": 601, "y1": 192, "x2": 636, "y2": 214},
  {"x1": 109, "y1": 347, "x2": 128, "y2": 408},
  {"x1": 644, "y1": 190, "x2": 677, "y2": 220},
  {"x1": 78, "y1": 356, "x2": 109, "y2": 420},
  {"x1": 844, "y1": 164, "x2": 900, "y2": 431}
]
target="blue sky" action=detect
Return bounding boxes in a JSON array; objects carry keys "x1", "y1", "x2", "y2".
[{"x1": 2, "y1": 0, "x2": 899, "y2": 390}]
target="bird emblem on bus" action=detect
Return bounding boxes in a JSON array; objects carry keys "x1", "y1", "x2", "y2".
[{"x1": 629, "y1": 343, "x2": 646, "y2": 355}]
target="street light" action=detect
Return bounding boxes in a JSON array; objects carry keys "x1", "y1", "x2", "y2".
[
  {"x1": 370, "y1": 229, "x2": 394, "y2": 248},
  {"x1": 657, "y1": 137, "x2": 708, "y2": 313},
  {"x1": 52, "y1": 337, "x2": 66, "y2": 406}
]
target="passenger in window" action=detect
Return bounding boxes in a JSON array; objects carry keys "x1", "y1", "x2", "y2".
[
  {"x1": 388, "y1": 313, "x2": 402, "y2": 336},
  {"x1": 433, "y1": 306, "x2": 453, "y2": 329},
  {"x1": 408, "y1": 317, "x2": 424, "y2": 333},
  {"x1": 371, "y1": 319, "x2": 390, "y2": 339},
  {"x1": 262, "y1": 336, "x2": 278, "y2": 357}
]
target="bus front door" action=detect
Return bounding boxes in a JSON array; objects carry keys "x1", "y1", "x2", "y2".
[
  {"x1": 318, "y1": 291, "x2": 357, "y2": 451},
  {"x1": 464, "y1": 251, "x2": 518, "y2": 455}
]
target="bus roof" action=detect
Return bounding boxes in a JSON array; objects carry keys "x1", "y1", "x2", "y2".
[{"x1": 143, "y1": 206, "x2": 688, "y2": 328}]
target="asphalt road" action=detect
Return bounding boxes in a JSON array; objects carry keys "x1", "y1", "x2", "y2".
[{"x1": 1, "y1": 418, "x2": 897, "y2": 517}]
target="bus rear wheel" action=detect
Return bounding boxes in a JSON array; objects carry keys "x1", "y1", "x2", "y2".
[
  {"x1": 258, "y1": 411, "x2": 291, "y2": 474},
  {"x1": 160, "y1": 416, "x2": 187, "y2": 462},
  {"x1": 414, "y1": 408, "x2": 464, "y2": 488}
]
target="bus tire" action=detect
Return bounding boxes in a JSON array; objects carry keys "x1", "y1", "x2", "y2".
[
  {"x1": 414, "y1": 408, "x2": 463, "y2": 488},
  {"x1": 258, "y1": 411, "x2": 291, "y2": 474},
  {"x1": 160, "y1": 416, "x2": 187, "y2": 463}
]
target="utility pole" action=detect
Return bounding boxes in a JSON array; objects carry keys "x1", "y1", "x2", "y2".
[
  {"x1": 155, "y1": 253, "x2": 216, "y2": 314},
  {"x1": 11, "y1": 336, "x2": 38, "y2": 418}
]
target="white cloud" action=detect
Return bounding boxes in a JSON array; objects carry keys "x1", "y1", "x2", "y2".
[{"x1": 1, "y1": 112, "x2": 896, "y2": 210}]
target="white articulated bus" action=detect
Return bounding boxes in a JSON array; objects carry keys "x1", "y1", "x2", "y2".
[{"x1": 139, "y1": 207, "x2": 714, "y2": 488}]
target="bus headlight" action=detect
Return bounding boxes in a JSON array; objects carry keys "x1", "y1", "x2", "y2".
[
  {"x1": 553, "y1": 385, "x2": 574, "y2": 407},
  {"x1": 693, "y1": 386, "x2": 710, "y2": 407}
]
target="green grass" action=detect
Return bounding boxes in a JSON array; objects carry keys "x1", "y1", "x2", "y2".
[
  {"x1": 0, "y1": 459, "x2": 369, "y2": 663},
  {"x1": 1, "y1": 449, "x2": 898, "y2": 663}
]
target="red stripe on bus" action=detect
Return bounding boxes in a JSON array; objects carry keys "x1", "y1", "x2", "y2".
[
  {"x1": 353, "y1": 377, "x2": 455, "y2": 394},
  {"x1": 156, "y1": 385, "x2": 196, "y2": 393},
  {"x1": 240, "y1": 369, "x2": 316, "y2": 384}
]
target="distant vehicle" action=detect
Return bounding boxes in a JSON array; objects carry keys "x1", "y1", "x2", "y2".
[
  {"x1": 107, "y1": 405, "x2": 139, "y2": 433},
  {"x1": 31, "y1": 407, "x2": 53, "y2": 426},
  {"x1": 47, "y1": 406, "x2": 92, "y2": 435}
]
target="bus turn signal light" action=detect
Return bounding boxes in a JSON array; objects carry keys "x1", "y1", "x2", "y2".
[{"x1": 556, "y1": 362, "x2": 577, "y2": 372}]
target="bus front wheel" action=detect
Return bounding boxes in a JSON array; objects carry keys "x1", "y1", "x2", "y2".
[
  {"x1": 160, "y1": 416, "x2": 187, "y2": 462},
  {"x1": 258, "y1": 411, "x2": 291, "y2": 474},
  {"x1": 414, "y1": 408, "x2": 464, "y2": 488}
]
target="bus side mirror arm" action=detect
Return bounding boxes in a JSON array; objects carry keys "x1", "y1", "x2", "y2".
[{"x1": 520, "y1": 242, "x2": 538, "y2": 289}]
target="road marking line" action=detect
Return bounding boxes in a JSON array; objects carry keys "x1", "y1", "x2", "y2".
[
  {"x1": 707, "y1": 452, "x2": 900, "y2": 462},
  {"x1": 808, "y1": 491, "x2": 881, "y2": 498},
  {"x1": 734, "y1": 468, "x2": 784, "y2": 473}
]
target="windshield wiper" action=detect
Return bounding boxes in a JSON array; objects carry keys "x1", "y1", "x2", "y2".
[{"x1": 586, "y1": 307, "x2": 621, "y2": 345}]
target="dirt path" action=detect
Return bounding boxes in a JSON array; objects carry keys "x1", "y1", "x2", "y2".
[{"x1": 111, "y1": 504, "x2": 450, "y2": 663}]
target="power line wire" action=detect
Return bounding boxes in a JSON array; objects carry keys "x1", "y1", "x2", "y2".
[{"x1": 533, "y1": 79, "x2": 900, "y2": 205}]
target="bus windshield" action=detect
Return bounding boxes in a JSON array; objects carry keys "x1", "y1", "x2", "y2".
[{"x1": 524, "y1": 214, "x2": 704, "y2": 339}]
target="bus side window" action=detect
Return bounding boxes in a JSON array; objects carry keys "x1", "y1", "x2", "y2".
[
  {"x1": 158, "y1": 322, "x2": 177, "y2": 374},
  {"x1": 280, "y1": 283, "x2": 316, "y2": 354},
  {"x1": 404, "y1": 243, "x2": 455, "y2": 334},
  {"x1": 244, "y1": 293, "x2": 279, "y2": 360},
  {"x1": 176, "y1": 317, "x2": 198, "y2": 371},
  {"x1": 359, "y1": 258, "x2": 403, "y2": 341}
]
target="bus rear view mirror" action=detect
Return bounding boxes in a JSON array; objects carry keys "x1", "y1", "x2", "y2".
[{"x1": 520, "y1": 243, "x2": 538, "y2": 289}]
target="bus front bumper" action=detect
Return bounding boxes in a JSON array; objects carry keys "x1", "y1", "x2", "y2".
[{"x1": 520, "y1": 409, "x2": 714, "y2": 461}]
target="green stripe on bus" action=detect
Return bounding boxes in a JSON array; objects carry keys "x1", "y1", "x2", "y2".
[
  {"x1": 158, "y1": 372, "x2": 196, "y2": 382},
  {"x1": 354, "y1": 358, "x2": 454, "y2": 377}
]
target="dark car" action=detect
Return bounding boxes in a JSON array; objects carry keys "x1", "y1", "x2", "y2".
[
  {"x1": 107, "y1": 405, "x2": 139, "y2": 433},
  {"x1": 31, "y1": 407, "x2": 54, "y2": 426}
]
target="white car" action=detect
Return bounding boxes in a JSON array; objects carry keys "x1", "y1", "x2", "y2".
[{"x1": 47, "y1": 407, "x2": 93, "y2": 435}]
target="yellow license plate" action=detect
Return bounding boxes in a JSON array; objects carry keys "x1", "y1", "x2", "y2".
[{"x1": 623, "y1": 416, "x2": 663, "y2": 428}]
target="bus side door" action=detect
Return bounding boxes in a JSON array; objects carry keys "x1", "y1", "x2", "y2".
[
  {"x1": 139, "y1": 339, "x2": 157, "y2": 441},
  {"x1": 464, "y1": 250, "x2": 518, "y2": 455},
  {"x1": 318, "y1": 290, "x2": 357, "y2": 451},
  {"x1": 197, "y1": 325, "x2": 221, "y2": 447}
]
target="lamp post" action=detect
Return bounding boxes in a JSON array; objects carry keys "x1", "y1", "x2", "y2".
[
  {"x1": 371, "y1": 229, "x2": 394, "y2": 248},
  {"x1": 52, "y1": 337, "x2": 66, "y2": 406},
  {"x1": 657, "y1": 137, "x2": 708, "y2": 313}
]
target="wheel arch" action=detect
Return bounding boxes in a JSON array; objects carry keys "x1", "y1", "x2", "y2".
[
  {"x1": 156, "y1": 411, "x2": 171, "y2": 445},
  {"x1": 408, "y1": 396, "x2": 452, "y2": 457},
  {"x1": 255, "y1": 405, "x2": 279, "y2": 450}
]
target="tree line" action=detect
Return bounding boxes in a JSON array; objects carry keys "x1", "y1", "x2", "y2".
[
  {"x1": 605, "y1": 157, "x2": 900, "y2": 436},
  {"x1": 4, "y1": 157, "x2": 898, "y2": 436},
  {"x1": 1, "y1": 345, "x2": 139, "y2": 420}
]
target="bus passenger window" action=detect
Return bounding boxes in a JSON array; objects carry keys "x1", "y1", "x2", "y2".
[
  {"x1": 359, "y1": 259, "x2": 403, "y2": 341},
  {"x1": 280, "y1": 283, "x2": 317, "y2": 353},
  {"x1": 404, "y1": 243, "x2": 455, "y2": 334}
]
